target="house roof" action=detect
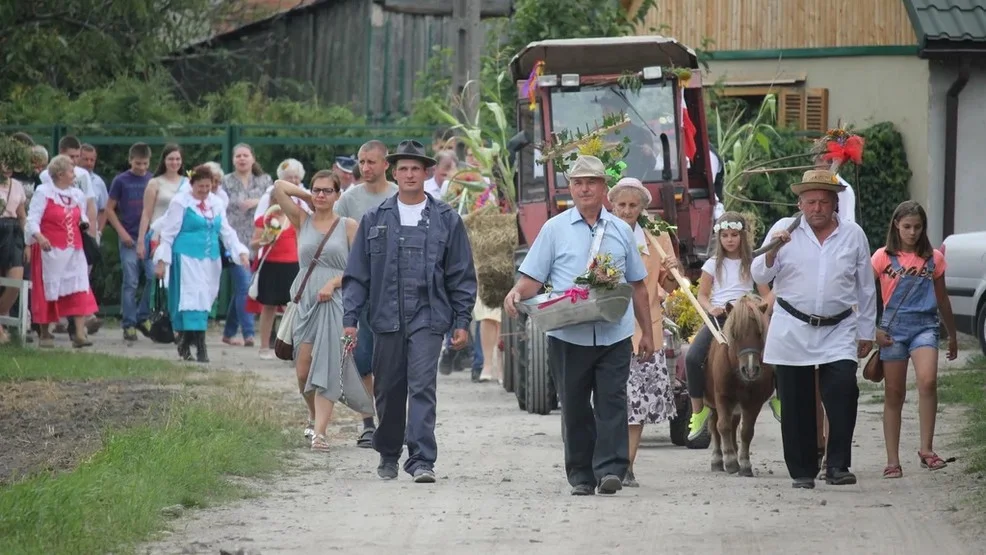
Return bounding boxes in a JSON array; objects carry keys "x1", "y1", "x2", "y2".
[{"x1": 904, "y1": 0, "x2": 986, "y2": 55}]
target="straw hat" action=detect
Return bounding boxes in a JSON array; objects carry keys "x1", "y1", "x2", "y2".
[
  {"x1": 565, "y1": 155, "x2": 607, "y2": 179},
  {"x1": 790, "y1": 169, "x2": 847, "y2": 196},
  {"x1": 608, "y1": 177, "x2": 652, "y2": 205}
]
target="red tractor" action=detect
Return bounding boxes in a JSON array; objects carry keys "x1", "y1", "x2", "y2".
[{"x1": 500, "y1": 36, "x2": 717, "y2": 441}]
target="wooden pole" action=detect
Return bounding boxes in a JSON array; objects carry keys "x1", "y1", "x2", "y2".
[{"x1": 645, "y1": 233, "x2": 727, "y2": 345}]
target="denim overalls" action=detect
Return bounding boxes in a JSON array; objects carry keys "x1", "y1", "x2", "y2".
[{"x1": 879, "y1": 255, "x2": 939, "y2": 361}]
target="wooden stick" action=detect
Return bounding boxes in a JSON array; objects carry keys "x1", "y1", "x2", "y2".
[{"x1": 645, "y1": 233, "x2": 727, "y2": 345}]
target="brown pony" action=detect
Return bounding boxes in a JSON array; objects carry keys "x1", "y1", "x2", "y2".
[{"x1": 704, "y1": 294, "x2": 774, "y2": 476}]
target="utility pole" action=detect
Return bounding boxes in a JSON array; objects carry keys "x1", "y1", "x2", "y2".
[{"x1": 452, "y1": 0, "x2": 483, "y2": 123}]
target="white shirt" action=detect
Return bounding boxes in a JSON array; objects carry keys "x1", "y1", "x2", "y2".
[
  {"x1": 752, "y1": 215, "x2": 877, "y2": 366},
  {"x1": 397, "y1": 198, "x2": 427, "y2": 226},
  {"x1": 701, "y1": 257, "x2": 753, "y2": 308},
  {"x1": 423, "y1": 177, "x2": 442, "y2": 198},
  {"x1": 837, "y1": 175, "x2": 856, "y2": 225},
  {"x1": 40, "y1": 166, "x2": 95, "y2": 200}
]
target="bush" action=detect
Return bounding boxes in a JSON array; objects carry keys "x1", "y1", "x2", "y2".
[{"x1": 666, "y1": 284, "x2": 703, "y2": 341}]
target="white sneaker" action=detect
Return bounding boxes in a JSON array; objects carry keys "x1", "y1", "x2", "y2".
[{"x1": 259, "y1": 348, "x2": 274, "y2": 360}]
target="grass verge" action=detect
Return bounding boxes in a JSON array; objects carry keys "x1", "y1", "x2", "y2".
[
  {"x1": 0, "y1": 348, "x2": 290, "y2": 555},
  {"x1": 2, "y1": 344, "x2": 187, "y2": 381},
  {"x1": 938, "y1": 358, "x2": 986, "y2": 475}
]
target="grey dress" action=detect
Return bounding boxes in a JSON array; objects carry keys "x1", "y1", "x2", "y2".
[{"x1": 292, "y1": 217, "x2": 373, "y2": 413}]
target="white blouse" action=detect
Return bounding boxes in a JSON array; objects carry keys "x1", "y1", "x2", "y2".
[
  {"x1": 152, "y1": 191, "x2": 249, "y2": 266},
  {"x1": 24, "y1": 184, "x2": 89, "y2": 245}
]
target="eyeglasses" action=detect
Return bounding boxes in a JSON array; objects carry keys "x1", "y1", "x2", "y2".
[{"x1": 311, "y1": 187, "x2": 338, "y2": 196}]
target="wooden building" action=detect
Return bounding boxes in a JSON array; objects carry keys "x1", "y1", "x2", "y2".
[
  {"x1": 630, "y1": 0, "x2": 986, "y2": 243},
  {"x1": 168, "y1": 0, "x2": 511, "y2": 121}
]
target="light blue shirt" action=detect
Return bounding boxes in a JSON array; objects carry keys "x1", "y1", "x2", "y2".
[{"x1": 519, "y1": 207, "x2": 647, "y2": 347}]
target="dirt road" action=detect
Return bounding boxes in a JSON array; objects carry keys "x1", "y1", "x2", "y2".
[{"x1": 78, "y1": 330, "x2": 985, "y2": 555}]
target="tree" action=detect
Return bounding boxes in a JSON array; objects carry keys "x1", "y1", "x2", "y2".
[
  {"x1": 0, "y1": 0, "x2": 271, "y2": 99},
  {"x1": 506, "y1": 0, "x2": 656, "y2": 56}
]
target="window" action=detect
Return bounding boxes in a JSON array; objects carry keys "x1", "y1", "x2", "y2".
[
  {"x1": 717, "y1": 83, "x2": 830, "y2": 133},
  {"x1": 517, "y1": 102, "x2": 547, "y2": 204}
]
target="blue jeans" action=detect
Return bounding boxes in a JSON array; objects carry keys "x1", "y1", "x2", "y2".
[
  {"x1": 879, "y1": 313, "x2": 940, "y2": 361},
  {"x1": 223, "y1": 263, "x2": 254, "y2": 339},
  {"x1": 355, "y1": 308, "x2": 374, "y2": 378},
  {"x1": 120, "y1": 239, "x2": 152, "y2": 328}
]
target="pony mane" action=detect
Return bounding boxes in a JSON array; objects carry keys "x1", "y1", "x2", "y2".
[{"x1": 722, "y1": 294, "x2": 765, "y2": 344}]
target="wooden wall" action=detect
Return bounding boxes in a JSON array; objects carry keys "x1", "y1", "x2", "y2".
[{"x1": 633, "y1": 0, "x2": 918, "y2": 50}]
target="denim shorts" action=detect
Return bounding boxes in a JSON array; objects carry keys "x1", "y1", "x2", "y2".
[{"x1": 879, "y1": 313, "x2": 940, "y2": 361}]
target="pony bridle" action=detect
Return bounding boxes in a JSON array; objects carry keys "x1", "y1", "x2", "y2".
[{"x1": 736, "y1": 347, "x2": 763, "y2": 381}]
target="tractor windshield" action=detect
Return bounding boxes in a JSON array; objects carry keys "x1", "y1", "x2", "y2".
[{"x1": 550, "y1": 82, "x2": 679, "y2": 184}]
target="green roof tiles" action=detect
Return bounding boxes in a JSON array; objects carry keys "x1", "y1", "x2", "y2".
[{"x1": 905, "y1": 0, "x2": 986, "y2": 48}]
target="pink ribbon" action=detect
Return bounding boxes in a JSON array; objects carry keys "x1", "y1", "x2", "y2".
[{"x1": 537, "y1": 287, "x2": 590, "y2": 310}]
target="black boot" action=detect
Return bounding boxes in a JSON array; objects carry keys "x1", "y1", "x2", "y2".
[
  {"x1": 194, "y1": 331, "x2": 209, "y2": 363},
  {"x1": 176, "y1": 332, "x2": 193, "y2": 361}
]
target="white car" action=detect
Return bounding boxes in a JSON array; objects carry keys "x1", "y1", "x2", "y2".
[{"x1": 941, "y1": 231, "x2": 986, "y2": 355}]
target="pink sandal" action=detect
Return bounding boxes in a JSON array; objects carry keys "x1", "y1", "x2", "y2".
[
  {"x1": 883, "y1": 464, "x2": 903, "y2": 479},
  {"x1": 918, "y1": 451, "x2": 947, "y2": 470}
]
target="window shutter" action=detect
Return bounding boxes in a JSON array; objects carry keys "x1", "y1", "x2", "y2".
[
  {"x1": 777, "y1": 88, "x2": 805, "y2": 129},
  {"x1": 805, "y1": 88, "x2": 830, "y2": 133}
]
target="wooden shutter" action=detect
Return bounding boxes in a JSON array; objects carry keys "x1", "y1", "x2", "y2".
[
  {"x1": 805, "y1": 88, "x2": 830, "y2": 133},
  {"x1": 777, "y1": 87, "x2": 805, "y2": 130}
]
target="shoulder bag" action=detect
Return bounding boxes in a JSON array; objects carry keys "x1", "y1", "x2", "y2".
[
  {"x1": 862, "y1": 257, "x2": 922, "y2": 383},
  {"x1": 273, "y1": 217, "x2": 341, "y2": 361}
]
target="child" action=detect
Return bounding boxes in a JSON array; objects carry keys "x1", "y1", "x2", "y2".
[
  {"x1": 871, "y1": 201, "x2": 957, "y2": 479},
  {"x1": 685, "y1": 212, "x2": 775, "y2": 442}
]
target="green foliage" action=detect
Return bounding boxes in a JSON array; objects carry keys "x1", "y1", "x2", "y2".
[
  {"x1": 403, "y1": 47, "x2": 456, "y2": 127},
  {"x1": 506, "y1": 0, "x2": 657, "y2": 56},
  {"x1": 666, "y1": 283, "x2": 703, "y2": 340},
  {"x1": 0, "y1": 135, "x2": 32, "y2": 175},
  {"x1": 854, "y1": 122, "x2": 912, "y2": 251}
]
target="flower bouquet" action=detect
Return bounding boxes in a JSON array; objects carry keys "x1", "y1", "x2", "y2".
[
  {"x1": 259, "y1": 205, "x2": 287, "y2": 246},
  {"x1": 517, "y1": 253, "x2": 633, "y2": 332}
]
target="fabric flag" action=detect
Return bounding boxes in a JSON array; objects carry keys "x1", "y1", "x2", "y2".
[{"x1": 681, "y1": 89, "x2": 697, "y2": 162}]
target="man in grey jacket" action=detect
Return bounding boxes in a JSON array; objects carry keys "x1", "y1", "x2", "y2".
[{"x1": 342, "y1": 139, "x2": 477, "y2": 483}]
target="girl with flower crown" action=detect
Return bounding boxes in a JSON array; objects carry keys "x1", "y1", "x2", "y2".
[{"x1": 684, "y1": 211, "x2": 775, "y2": 444}]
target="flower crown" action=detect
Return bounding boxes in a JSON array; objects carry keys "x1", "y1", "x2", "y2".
[{"x1": 713, "y1": 221, "x2": 744, "y2": 233}]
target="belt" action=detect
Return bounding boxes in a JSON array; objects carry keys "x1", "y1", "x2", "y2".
[{"x1": 777, "y1": 297, "x2": 853, "y2": 327}]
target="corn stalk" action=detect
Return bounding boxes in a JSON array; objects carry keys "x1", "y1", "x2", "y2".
[
  {"x1": 428, "y1": 75, "x2": 518, "y2": 212},
  {"x1": 715, "y1": 94, "x2": 781, "y2": 213}
]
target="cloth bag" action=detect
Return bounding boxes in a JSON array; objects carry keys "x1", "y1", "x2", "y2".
[{"x1": 273, "y1": 218, "x2": 340, "y2": 361}]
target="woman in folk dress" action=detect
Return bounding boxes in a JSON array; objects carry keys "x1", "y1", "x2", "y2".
[
  {"x1": 609, "y1": 178, "x2": 680, "y2": 488},
  {"x1": 25, "y1": 155, "x2": 99, "y2": 348},
  {"x1": 154, "y1": 165, "x2": 249, "y2": 362}
]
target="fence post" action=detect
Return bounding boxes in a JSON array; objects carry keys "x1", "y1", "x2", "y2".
[
  {"x1": 52, "y1": 124, "x2": 66, "y2": 157},
  {"x1": 222, "y1": 125, "x2": 239, "y2": 171}
]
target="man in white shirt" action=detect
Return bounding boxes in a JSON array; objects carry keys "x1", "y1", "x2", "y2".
[
  {"x1": 423, "y1": 151, "x2": 456, "y2": 199},
  {"x1": 752, "y1": 168, "x2": 877, "y2": 489},
  {"x1": 79, "y1": 144, "x2": 109, "y2": 232}
]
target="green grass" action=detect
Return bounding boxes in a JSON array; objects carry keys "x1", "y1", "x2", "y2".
[
  {"x1": 1, "y1": 345, "x2": 187, "y2": 382},
  {"x1": 0, "y1": 349, "x2": 292, "y2": 554},
  {"x1": 938, "y1": 358, "x2": 986, "y2": 475}
]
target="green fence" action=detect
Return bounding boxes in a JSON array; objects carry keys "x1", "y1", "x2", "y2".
[{"x1": 3, "y1": 123, "x2": 439, "y2": 318}]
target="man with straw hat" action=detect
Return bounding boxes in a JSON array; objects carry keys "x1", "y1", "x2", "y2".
[
  {"x1": 504, "y1": 155, "x2": 653, "y2": 496},
  {"x1": 752, "y1": 168, "x2": 877, "y2": 489},
  {"x1": 342, "y1": 139, "x2": 477, "y2": 484}
]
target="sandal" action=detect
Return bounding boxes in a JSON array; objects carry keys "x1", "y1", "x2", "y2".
[
  {"x1": 311, "y1": 434, "x2": 330, "y2": 452},
  {"x1": 243, "y1": 336, "x2": 255, "y2": 347},
  {"x1": 883, "y1": 464, "x2": 903, "y2": 479},
  {"x1": 356, "y1": 428, "x2": 374, "y2": 449},
  {"x1": 918, "y1": 451, "x2": 947, "y2": 470},
  {"x1": 222, "y1": 336, "x2": 244, "y2": 347}
]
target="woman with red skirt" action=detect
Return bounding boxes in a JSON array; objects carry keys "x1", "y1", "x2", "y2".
[{"x1": 25, "y1": 155, "x2": 98, "y2": 348}]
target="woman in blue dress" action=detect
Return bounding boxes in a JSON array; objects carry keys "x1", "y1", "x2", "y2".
[{"x1": 154, "y1": 165, "x2": 249, "y2": 362}]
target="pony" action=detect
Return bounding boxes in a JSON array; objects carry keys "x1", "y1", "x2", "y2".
[{"x1": 704, "y1": 294, "x2": 774, "y2": 476}]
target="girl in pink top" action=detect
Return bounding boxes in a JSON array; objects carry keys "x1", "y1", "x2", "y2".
[
  {"x1": 871, "y1": 201, "x2": 957, "y2": 478},
  {"x1": 0, "y1": 173, "x2": 27, "y2": 344}
]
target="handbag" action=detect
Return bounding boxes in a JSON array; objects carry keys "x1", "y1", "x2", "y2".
[
  {"x1": 148, "y1": 280, "x2": 175, "y2": 344},
  {"x1": 80, "y1": 222, "x2": 102, "y2": 266},
  {"x1": 517, "y1": 220, "x2": 633, "y2": 331},
  {"x1": 273, "y1": 218, "x2": 341, "y2": 361},
  {"x1": 862, "y1": 257, "x2": 922, "y2": 383},
  {"x1": 248, "y1": 246, "x2": 272, "y2": 301}
]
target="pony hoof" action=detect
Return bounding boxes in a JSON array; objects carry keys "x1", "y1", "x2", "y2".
[
  {"x1": 711, "y1": 461, "x2": 725, "y2": 472},
  {"x1": 738, "y1": 466, "x2": 754, "y2": 477},
  {"x1": 724, "y1": 460, "x2": 740, "y2": 474}
]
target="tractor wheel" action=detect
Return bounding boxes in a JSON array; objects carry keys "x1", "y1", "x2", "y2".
[
  {"x1": 524, "y1": 317, "x2": 557, "y2": 415},
  {"x1": 514, "y1": 315, "x2": 528, "y2": 411},
  {"x1": 669, "y1": 400, "x2": 691, "y2": 447},
  {"x1": 500, "y1": 314, "x2": 519, "y2": 393}
]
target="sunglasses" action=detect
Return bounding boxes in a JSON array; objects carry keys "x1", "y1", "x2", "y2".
[{"x1": 311, "y1": 187, "x2": 339, "y2": 196}]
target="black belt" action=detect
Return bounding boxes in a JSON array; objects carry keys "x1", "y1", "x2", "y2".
[{"x1": 777, "y1": 297, "x2": 853, "y2": 327}]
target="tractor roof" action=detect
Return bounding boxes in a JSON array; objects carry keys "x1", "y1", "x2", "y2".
[{"x1": 509, "y1": 35, "x2": 699, "y2": 81}]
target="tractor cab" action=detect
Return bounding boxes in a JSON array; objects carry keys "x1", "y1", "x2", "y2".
[{"x1": 509, "y1": 36, "x2": 717, "y2": 275}]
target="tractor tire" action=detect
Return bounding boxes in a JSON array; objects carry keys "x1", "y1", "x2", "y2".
[
  {"x1": 669, "y1": 400, "x2": 690, "y2": 447},
  {"x1": 500, "y1": 314, "x2": 519, "y2": 393},
  {"x1": 524, "y1": 317, "x2": 557, "y2": 415},
  {"x1": 514, "y1": 315, "x2": 528, "y2": 411}
]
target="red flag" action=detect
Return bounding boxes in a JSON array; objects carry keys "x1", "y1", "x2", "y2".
[{"x1": 681, "y1": 90, "x2": 697, "y2": 162}]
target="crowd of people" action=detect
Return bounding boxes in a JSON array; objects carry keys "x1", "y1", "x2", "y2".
[{"x1": 0, "y1": 129, "x2": 960, "y2": 492}]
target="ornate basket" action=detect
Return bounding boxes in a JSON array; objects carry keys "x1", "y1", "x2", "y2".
[{"x1": 517, "y1": 284, "x2": 633, "y2": 332}]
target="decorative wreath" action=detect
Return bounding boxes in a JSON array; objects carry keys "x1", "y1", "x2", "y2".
[{"x1": 713, "y1": 221, "x2": 744, "y2": 233}]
